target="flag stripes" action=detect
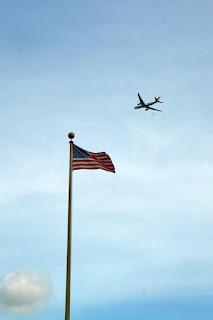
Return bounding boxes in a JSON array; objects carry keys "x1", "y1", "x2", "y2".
[{"x1": 72, "y1": 144, "x2": 115, "y2": 173}]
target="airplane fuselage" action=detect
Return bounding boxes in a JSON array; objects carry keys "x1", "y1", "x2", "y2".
[
  {"x1": 146, "y1": 101, "x2": 157, "y2": 107},
  {"x1": 135, "y1": 100, "x2": 158, "y2": 108}
]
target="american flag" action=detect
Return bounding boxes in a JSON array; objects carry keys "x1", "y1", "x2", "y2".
[{"x1": 72, "y1": 144, "x2": 115, "y2": 173}]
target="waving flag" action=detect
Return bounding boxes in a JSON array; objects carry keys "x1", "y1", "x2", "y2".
[{"x1": 73, "y1": 144, "x2": 115, "y2": 173}]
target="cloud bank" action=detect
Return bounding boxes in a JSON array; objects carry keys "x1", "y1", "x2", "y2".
[{"x1": 0, "y1": 271, "x2": 53, "y2": 314}]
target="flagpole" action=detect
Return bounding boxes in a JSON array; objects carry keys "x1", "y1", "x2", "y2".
[{"x1": 65, "y1": 132, "x2": 75, "y2": 320}]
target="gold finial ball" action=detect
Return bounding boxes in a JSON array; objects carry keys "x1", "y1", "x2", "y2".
[{"x1": 68, "y1": 132, "x2": 75, "y2": 140}]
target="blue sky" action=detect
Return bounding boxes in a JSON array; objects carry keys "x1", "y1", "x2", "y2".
[{"x1": 0, "y1": 0, "x2": 213, "y2": 319}]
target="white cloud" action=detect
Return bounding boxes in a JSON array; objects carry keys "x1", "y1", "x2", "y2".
[{"x1": 0, "y1": 272, "x2": 53, "y2": 314}]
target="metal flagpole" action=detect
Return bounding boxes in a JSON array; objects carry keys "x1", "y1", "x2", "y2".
[{"x1": 65, "y1": 132, "x2": 75, "y2": 320}]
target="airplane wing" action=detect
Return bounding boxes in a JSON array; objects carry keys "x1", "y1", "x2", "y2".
[
  {"x1": 138, "y1": 93, "x2": 146, "y2": 106},
  {"x1": 147, "y1": 106, "x2": 162, "y2": 112}
]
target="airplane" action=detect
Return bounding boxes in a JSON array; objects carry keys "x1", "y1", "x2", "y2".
[{"x1": 134, "y1": 93, "x2": 163, "y2": 112}]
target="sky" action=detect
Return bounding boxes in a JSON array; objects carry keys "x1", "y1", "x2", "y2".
[{"x1": 0, "y1": 0, "x2": 213, "y2": 319}]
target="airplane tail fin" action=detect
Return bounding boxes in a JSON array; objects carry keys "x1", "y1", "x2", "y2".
[{"x1": 155, "y1": 96, "x2": 163, "y2": 103}]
